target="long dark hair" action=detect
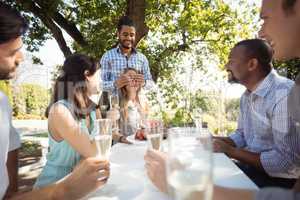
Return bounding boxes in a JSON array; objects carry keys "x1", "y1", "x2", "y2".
[{"x1": 46, "y1": 54, "x2": 100, "y2": 119}]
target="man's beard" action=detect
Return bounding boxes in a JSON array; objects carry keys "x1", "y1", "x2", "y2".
[
  {"x1": 228, "y1": 77, "x2": 239, "y2": 84},
  {"x1": 119, "y1": 39, "x2": 134, "y2": 49},
  {"x1": 227, "y1": 71, "x2": 239, "y2": 84},
  {"x1": 0, "y1": 65, "x2": 17, "y2": 80},
  {"x1": 0, "y1": 71, "x2": 14, "y2": 80}
]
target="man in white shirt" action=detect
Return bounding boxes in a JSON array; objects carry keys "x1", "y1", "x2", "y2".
[
  {"x1": 0, "y1": 91, "x2": 21, "y2": 198},
  {"x1": 0, "y1": 2, "x2": 110, "y2": 199}
]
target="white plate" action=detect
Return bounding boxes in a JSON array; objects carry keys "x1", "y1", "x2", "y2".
[{"x1": 127, "y1": 134, "x2": 147, "y2": 145}]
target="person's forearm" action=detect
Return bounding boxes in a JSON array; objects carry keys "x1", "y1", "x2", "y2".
[
  {"x1": 227, "y1": 148, "x2": 263, "y2": 170},
  {"x1": 5, "y1": 149, "x2": 19, "y2": 198},
  {"x1": 9, "y1": 182, "x2": 65, "y2": 200},
  {"x1": 213, "y1": 186, "x2": 255, "y2": 200}
]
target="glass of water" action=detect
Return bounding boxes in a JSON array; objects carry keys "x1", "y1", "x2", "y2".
[
  {"x1": 167, "y1": 127, "x2": 213, "y2": 200},
  {"x1": 94, "y1": 119, "x2": 113, "y2": 160},
  {"x1": 145, "y1": 120, "x2": 163, "y2": 151}
]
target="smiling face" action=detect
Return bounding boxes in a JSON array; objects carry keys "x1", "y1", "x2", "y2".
[
  {"x1": 0, "y1": 37, "x2": 23, "y2": 80},
  {"x1": 225, "y1": 46, "x2": 250, "y2": 84},
  {"x1": 117, "y1": 25, "x2": 136, "y2": 50},
  {"x1": 259, "y1": 0, "x2": 300, "y2": 60}
]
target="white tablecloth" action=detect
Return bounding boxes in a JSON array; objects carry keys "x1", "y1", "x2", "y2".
[{"x1": 85, "y1": 141, "x2": 258, "y2": 200}]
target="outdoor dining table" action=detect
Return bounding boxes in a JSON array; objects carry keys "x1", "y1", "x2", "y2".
[{"x1": 84, "y1": 139, "x2": 258, "y2": 200}]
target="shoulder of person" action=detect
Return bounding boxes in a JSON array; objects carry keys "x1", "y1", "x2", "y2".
[
  {"x1": 135, "y1": 50, "x2": 147, "y2": 59},
  {"x1": 49, "y1": 100, "x2": 73, "y2": 117},
  {"x1": 273, "y1": 72, "x2": 294, "y2": 90},
  {"x1": 0, "y1": 91, "x2": 9, "y2": 106},
  {"x1": 105, "y1": 47, "x2": 118, "y2": 56},
  {"x1": 0, "y1": 91, "x2": 11, "y2": 112}
]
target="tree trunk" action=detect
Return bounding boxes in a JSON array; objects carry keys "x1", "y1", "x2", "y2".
[{"x1": 126, "y1": 0, "x2": 149, "y2": 46}]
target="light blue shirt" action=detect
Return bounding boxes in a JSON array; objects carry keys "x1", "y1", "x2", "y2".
[
  {"x1": 100, "y1": 45, "x2": 153, "y2": 93},
  {"x1": 34, "y1": 100, "x2": 97, "y2": 188},
  {"x1": 256, "y1": 188, "x2": 300, "y2": 200},
  {"x1": 229, "y1": 70, "x2": 299, "y2": 178}
]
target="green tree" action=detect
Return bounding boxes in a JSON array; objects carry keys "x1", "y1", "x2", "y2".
[
  {"x1": 14, "y1": 84, "x2": 49, "y2": 118},
  {"x1": 0, "y1": 81, "x2": 13, "y2": 104},
  {"x1": 3, "y1": 0, "x2": 256, "y2": 76},
  {"x1": 3, "y1": 0, "x2": 258, "y2": 124}
]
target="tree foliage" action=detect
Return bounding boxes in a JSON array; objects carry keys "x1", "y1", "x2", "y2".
[
  {"x1": 13, "y1": 84, "x2": 49, "y2": 118},
  {"x1": 2, "y1": 0, "x2": 260, "y2": 129},
  {"x1": 3, "y1": 0, "x2": 257, "y2": 78},
  {"x1": 0, "y1": 81, "x2": 13, "y2": 104}
]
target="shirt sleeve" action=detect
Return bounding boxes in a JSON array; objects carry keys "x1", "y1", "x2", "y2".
[
  {"x1": 255, "y1": 188, "x2": 300, "y2": 200},
  {"x1": 141, "y1": 55, "x2": 152, "y2": 81},
  {"x1": 100, "y1": 53, "x2": 115, "y2": 92},
  {"x1": 260, "y1": 96, "x2": 296, "y2": 178},
  {"x1": 229, "y1": 98, "x2": 246, "y2": 148},
  {"x1": 8, "y1": 103, "x2": 21, "y2": 151},
  {"x1": 8, "y1": 125, "x2": 21, "y2": 151}
]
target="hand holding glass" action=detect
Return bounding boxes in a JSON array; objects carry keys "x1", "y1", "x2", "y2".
[{"x1": 167, "y1": 127, "x2": 213, "y2": 200}]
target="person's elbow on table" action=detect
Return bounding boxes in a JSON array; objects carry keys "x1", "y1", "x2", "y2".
[{"x1": 212, "y1": 186, "x2": 255, "y2": 200}]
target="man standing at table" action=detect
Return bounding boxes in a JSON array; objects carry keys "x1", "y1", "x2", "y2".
[
  {"x1": 145, "y1": 0, "x2": 300, "y2": 199},
  {"x1": 100, "y1": 16, "x2": 153, "y2": 93},
  {"x1": 212, "y1": 38, "x2": 298, "y2": 188},
  {"x1": 0, "y1": 3, "x2": 110, "y2": 199}
]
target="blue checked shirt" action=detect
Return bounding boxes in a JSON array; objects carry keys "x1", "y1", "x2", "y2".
[
  {"x1": 100, "y1": 45, "x2": 153, "y2": 92},
  {"x1": 229, "y1": 70, "x2": 300, "y2": 178}
]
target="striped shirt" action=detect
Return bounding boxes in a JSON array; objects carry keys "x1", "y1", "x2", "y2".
[
  {"x1": 229, "y1": 70, "x2": 300, "y2": 178},
  {"x1": 256, "y1": 188, "x2": 300, "y2": 200},
  {"x1": 100, "y1": 45, "x2": 153, "y2": 92}
]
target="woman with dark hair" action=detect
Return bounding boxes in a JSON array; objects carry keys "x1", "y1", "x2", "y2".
[
  {"x1": 119, "y1": 68, "x2": 149, "y2": 138},
  {"x1": 34, "y1": 54, "x2": 105, "y2": 188}
]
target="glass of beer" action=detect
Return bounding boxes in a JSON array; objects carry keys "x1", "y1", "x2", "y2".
[
  {"x1": 94, "y1": 119, "x2": 113, "y2": 160},
  {"x1": 145, "y1": 119, "x2": 163, "y2": 151}
]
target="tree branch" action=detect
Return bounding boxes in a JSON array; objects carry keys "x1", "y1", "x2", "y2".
[
  {"x1": 16, "y1": 0, "x2": 72, "y2": 57},
  {"x1": 34, "y1": 1, "x2": 88, "y2": 47}
]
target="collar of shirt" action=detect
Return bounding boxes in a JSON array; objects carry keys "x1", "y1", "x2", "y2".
[
  {"x1": 116, "y1": 44, "x2": 137, "y2": 55},
  {"x1": 250, "y1": 70, "x2": 276, "y2": 98}
]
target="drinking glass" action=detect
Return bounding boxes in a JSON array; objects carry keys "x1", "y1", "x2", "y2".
[
  {"x1": 94, "y1": 119, "x2": 113, "y2": 160},
  {"x1": 109, "y1": 93, "x2": 119, "y2": 109},
  {"x1": 167, "y1": 127, "x2": 213, "y2": 200},
  {"x1": 145, "y1": 120, "x2": 163, "y2": 151},
  {"x1": 109, "y1": 93, "x2": 120, "y2": 132},
  {"x1": 98, "y1": 91, "x2": 110, "y2": 118},
  {"x1": 191, "y1": 108, "x2": 203, "y2": 130}
]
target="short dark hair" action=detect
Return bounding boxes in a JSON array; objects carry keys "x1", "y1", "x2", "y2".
[
  {"x1": 235, "y1": 39, "x2": 273, "y2": 75},
  {"x1": 0, "y1": 2, "x2": 28, "y2": 44},
  {"x1": 117, "y1": 16, "x2": 136, "y2": 32},
  {"x1": 282, "y1": 0, "x2": 297, "y2": 12}
]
